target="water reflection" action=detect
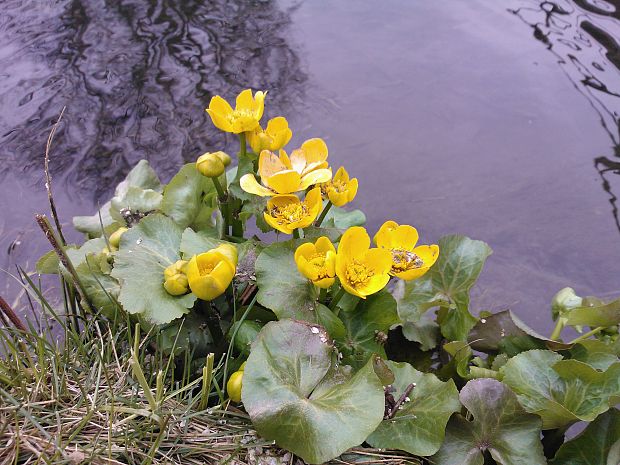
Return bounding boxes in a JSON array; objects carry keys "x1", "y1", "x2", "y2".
[
  {"x1": 0, "y1": 0, "x2": 306, "y2": 200},
  {"x1": 510, "y1": 0, "x2": 620, "y2": 233}
]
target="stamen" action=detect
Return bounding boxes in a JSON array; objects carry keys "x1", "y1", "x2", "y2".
[{"x1": 391, "y1": 249, "x2": 424, "y2": 272}]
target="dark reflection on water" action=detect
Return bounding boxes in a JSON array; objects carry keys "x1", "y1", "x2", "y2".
[
  {"x1": 1, "y1": 0, "x2": 619, "y2": 333},
  {"x1": 511, "y1": 0, "x2": 620, "y2": 232}
]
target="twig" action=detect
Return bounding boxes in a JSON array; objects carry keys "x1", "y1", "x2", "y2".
[
  {"x1": 34, "y1": 214, "x2": 91, "y2": 314},
  {"x1": 386, "y1": 383, "x2": 415, "y2": 420},
  {"x1": 44, "y1": 106, "x2": 67, "y2": 245},
  {"x1": 0, "y1": 295, "x2": 27, "y2": 332}
]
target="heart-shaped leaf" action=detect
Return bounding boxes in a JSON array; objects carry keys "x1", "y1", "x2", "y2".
[
  {"x1": 161, "y1": 163, "x2": 215, "y2": 229},
  {"x1": 111, "y1": 214, "x2": 196, "y2": 324},
  {"x1": 432, "y1": 378, "x2": 546, "y2": 465},
  {"x1": 338, "y1": 290, "x2": 399, "y2": 367},
  {"x1": 242, "y1": 319, "x2": 385, "y2": 464},
  {"x1": 550, "y1": 408, "x2": 620, "y2": 465},
  {"x1": 468, "y1": 310, "x2": 573, "y2": 355},
  {"x1": 397, "y1": 235, "x2": 492, "y2": 342},
  {"x1": 366, "y1": 361, "x2": 460, "y2": 456},
  {"x1": 76, "y1": 254, "x2": 120, "y2": 318},
  {"x1": 565, "y1": 297, "x2": 620, "y2": 327},
  {"x1": 501, "y1": 350, "x2": 620, "y2": 429}
]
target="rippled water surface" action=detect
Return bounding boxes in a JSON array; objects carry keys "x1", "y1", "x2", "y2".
[{"x1": 1, "y1": 0, "x2": 620, "y2": 333}]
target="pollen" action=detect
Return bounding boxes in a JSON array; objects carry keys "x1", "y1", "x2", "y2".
[
  {"x1": 271, "y1": 203, "x2": 308, "y2": 225},
  {"x1": 308, "y1": 254, "x2": 334, "y2": 279},
  {"x1": 198, "y1": 262, "x2": 215, "y2": 276},
  {"x1": 345, "y1": 260, "x2": 374, "y2": 286},
  {"x1": 391, "y1": 248, "x2": 424, "y2": 272}
]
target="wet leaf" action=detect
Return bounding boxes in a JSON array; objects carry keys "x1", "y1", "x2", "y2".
[
  {"x1": 550, "y1": 408, "x2": 620, "y2": 465},
  {"x1": 338, "y1": 290, "x2": 399, "y2": 367},
  {"x1": 76, "y1": 254, "x2": 120, "y2": 318},
  {"x1": 242, "y1": 320, "x2": 385, "y2": 464},
  {"x1": 501, "y1": 350, "x2": 620, "y2": 429},
  {"x1": 468, "y1": 310, "x2": 573, "y2": 355},
  {"x1": 111, "y1": 214, "x2": 196, "y2": 325},
  {"x1": 366, "y1": 361, "x2": 460, "y2": 456},
  {"x1": 397, "y1": 235, "x2": 492, "y2": 342},
  {"x1": 566, "y1": 298, "x2": 620, "y2": 328},
  {"x1": 432, "y1": 378, "x2": 546, "y2": 465},
  {"x1": 161, "y1": 163, "x2": 215, "y2": 229}
]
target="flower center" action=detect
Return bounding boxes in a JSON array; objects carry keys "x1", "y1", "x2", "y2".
[
  {"x1": 331, "y1": 179, "x2": 347, "y2": 193},
  {"x1": 391, "y1": 248, "x2": 424, "y2": 272},
  {"x1": 271, "y1": 203, "x2": 307, "y2": 225},
  {"x1": 198, "y1": 262, "x2": 215, "y2": 276},
  {"x1": 229, "y1": 109, "x2": 254, "y2": 122},
  {"x1": 308, "y1": 253, "x2": 333, "y2": 279},
  {"x1": 345, "y1": 260, "x2": 374, "y2": 287}
]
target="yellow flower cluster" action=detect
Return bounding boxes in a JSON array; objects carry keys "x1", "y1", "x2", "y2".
[
  {"x1": 163, "y1": 243, "x2": 238, "y2": 301},
  {"x1": 204, "y1": 89, "x2": 358, "y2": 235},
  {"x1": 294, "y1": 221, "x2": 439, "y2": 299}
]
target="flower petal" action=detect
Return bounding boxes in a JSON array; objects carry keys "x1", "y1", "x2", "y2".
[
  {"x1": 240, "y1": 174, "x2": 274, "y2": 197},
  {"x1": 206, "y1": 109, "x2": 233, "y2": 132},
  {"x1": 208, "y1": 95, "x2": 234, "y2": 116},
  {"x1": 338, "y1": 226, "x2": 370, "y2": 262},
  {"x1": 315, "y1": 236, "x2": 336, "y2": 255},
  {"x1": 265, "y1": 170, "x2": 302, "y2": 194},
  {"x1": 299, "y1": 168, "x2": 333, "y2": 190},
  {"x1": 391, "y1": 225, "x2": 419, "y2": 251},
  {"x1": 301, "y1": 138, "x2": 329, "y2": 164},
  {"x1": 295, "y1": 242, "x2": 317, "y2": 263},
  {"x1": 258, "y1": 150, "x2": 288, "y2": 179},
  {"x1": 373, "y1": 220, "x2": 400, "y2": 247},
  {"x1": 235, "y1": 89, "x2": 254, "y2": 111}
]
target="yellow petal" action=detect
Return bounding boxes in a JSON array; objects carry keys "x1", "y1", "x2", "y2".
[
  {"x1": 263, "y1": 211, "x2": 293, "y2": 234},
  {"x1": 338, "y1": 226, "x2": 370, "y2": 262},
  {"x1": 279, "y1": 149, "x2": 293, "y2": 170},
  {"x1": 289, "y1": 149, "x2": 307, "y2": 174},
  {"x1": 267, "y1": 194, "x2": 300, "y2": 210},
  {"x1": 347, "y1": 178, "x2": 359, "y2": 202},
  {"x1": 301, "y1": 138, "x2": 328, "y2": 164},
  {"x1": 304, "y1": 187, "x2": 323, "y2": 210},
  {"x1": 258, "y1": 150, "x2": 288, "y2": 179},
  {"x1": 373, "y1": 220, "x2": 400, "y2": 247},
  {"x1": 206, "y1": 109, "x2": 233, "y2": 132},
  {"x1": 186, "y1": 252, "x2": 235, "y2": 300},
  {"x1": 356, "y1": 272, "x2": 391, "y2": 297},
  {"x1": 214, "y1": 243, "x2": 238, "y2": 267},
  {"x1": 240, "y1": 174, "x2": 274, "y2": 197},
  {"x1": 391, "y1": 225, "x2": 419, "y2": 251},
  {"x1": 314, "y1": 276, "x2": 335, "y2": 289},
  {"x1": 265, "y1": 170, "x2": 302, "y2": 194},
  {"x1": 315, "y1": 236, "x2": 336, "y2": 255},
  {"x1": 235, "y1": 89, "x2": 254, "y2": 112},
  {"x1": 253, "y1": 90, "x2": 266, "y2": 120},
  {"x1": 339, "y1": 276, "x2": 366, "y2": 299},
  {"x1": 208, "y1": 95, "x2": 234, "y2": 117},
  {"x1": 364, "y1": 248, "x2": 394, "y2": 275},
  {"x1": 295, "y1": 242, "x2": 317, "y2": 264},
  {"x1": 299, "y1": 168, "x2": 333, "y2": 190},
  {"x1": 333, "y1": 166, "x2": 349, "y2": 183},
  {"x1": 328, "y1": 190, "x2": 349, "y2": 208}
]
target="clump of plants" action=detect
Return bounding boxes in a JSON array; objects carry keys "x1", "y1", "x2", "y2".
[{"x1": 31, "y1": 89, "x2": 620, "y2": 464}]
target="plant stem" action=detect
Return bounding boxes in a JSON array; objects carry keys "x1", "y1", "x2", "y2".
[
  {"x1": 292, "y1": 228, "x2": 300, "y2": 239},
  {"x1": 569, "y1": 326, "x2": 605, "y2": 344},
  {"x1": 198, "y1": 300, "x2": 225, "y2": 350},
  {"x1": 315, "y1": 201, "x2": 333, "y2": 227},
  {"x1": 549, "y1": 318, "x2": 565, "y2": 341},
  {"x1": 319, "y1": 287, "x2": 327, "y2": 304},
  {"x1": 211, "y1": 177, "x2": 230, "y2": 236},
  {"x1": 239, "y1": 133, "x2": 247, "y2": 157},
  {"x1": 329, "y1": 286, "x2": 346, "y2": 311}
]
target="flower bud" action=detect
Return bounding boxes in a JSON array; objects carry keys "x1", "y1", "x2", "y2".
[
  {"x1": 164, "y1": 273, "x2": 189, "y2": 296},
  {"x1": 227, "y1": 370, "x2": 243, "y2": 402},
  {"x1": 196, "y1": 152, "x2": 225, "y2": 178},
  {"x1": 109, "y1": 227, "x2": 128, "y2": 248},
  {"x1": 551, "y1": 287, "x2": 583, "y2": 320},
  {"x1": 164, "y1": 260, "x2": 188, "y2": 280},
  {"x1": 214, "y1": 243, "x2": 238, "y2": 267},
  {"x1": 213, "y1": 151, "x2": 232, "y2": 167}
]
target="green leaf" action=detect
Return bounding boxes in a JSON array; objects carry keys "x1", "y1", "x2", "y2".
[
  {"x1": 338, "y1": 290, "x2": 399, "y2": 367},
  {"x1": 111, "y1": 214, "x2": 196, "y2": 325},
  {"x1": 73, "y1": 200, "x2": 121, "y2": 238},
  {"x1": 432, "y1": 378, "x2": 546, "y2": 465},
  {"x1": 179, "y1": 228, "x2": 221, "y2": 258},
  {"x1": 36, "y1": 250, "x2": 61, "y2": 274},
  {"x1": 229, "y1": 320, "x2": 262, "y2": 356},
  {"x1": 393, "y1": 280, "x2": 440, "y2": 350},
  {"x1": 65, "y1": 238, "x2": 108, "y2": 269},
  {"x1": 159, "y1": 311, "x2": 215, "y2": 357},
  {"x1": 443, "y1": 340, "x2": 474, "y2": 379},
  {"x1": 397, "y1": 235, "x2": 492, "y2": 341},
  {"x1": 254, "y1": 241, "x2": 318, "y2": 316},
  {"x1": 566, "y1": 298, "x2": 620, "y2": 328},
  {"x1": 110, "y1": 186, "x2": 162, "y2": 222},
  {"x1": 501, "y1": 350, "x2": 620, "y2": 429},
  {"x1": 323, "y1": 206, "x2": 366, "y2": 229},
  {"x1": 161, "y1": 163, "x2": 215, "y2": 229},
  {"x1": 468, "y1": 310, "x2": 573, "y2": 355},
  {"x1": 76, "y1": 255, "x2": 121, "y2": 319},
  {"x1": 550, "y1": 408, "x2": 620, "y2": 465},
  {"x1": 242, "y1": 320, "x2": 385, "y2": 464},
  {"x1": 366, "y1": 361, "x2": 460, "y2": 456}
]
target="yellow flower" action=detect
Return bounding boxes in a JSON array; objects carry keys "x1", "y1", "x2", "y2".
[
  {"x1": 163, "y1": 260, "x2": 189, "y2": 296},
  {"x1": 240, "y1": 138, "x2": 332, "y2": 196},
  {"x1": 227, "y1": 370, "x2": 243, "y2": 403},
  {"x1": 213, "y1": 243, "x2": 238, "y2": 267},
  {"x1": 373, "y1": 221, "x2": 439, "y2": 281},
  {"x1": 186, "y1": 250, "x2": 236, "y2": 300},
  {"x1": 247, "y1": 116, "x2": 292, "y2": 153},
  {"x1": 206, "y1": 89, "x2": 266, "y2": 133},
  {"x1": 321, "y1": 166, "x2": 358, "y2": 207},
  {"x1": 294, "y1": 236, "x2": 337, "y2": 289},
  {"x1": 336, "y1": 227, "x2": 392, "y2": 299},
  {"x1": 263, "y1": 188, "x2": 322, "y2": 234}
]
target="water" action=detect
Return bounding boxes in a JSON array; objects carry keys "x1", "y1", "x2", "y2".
[{"x1": 1, "y1": 0, "x2": 619, "y2": 334}]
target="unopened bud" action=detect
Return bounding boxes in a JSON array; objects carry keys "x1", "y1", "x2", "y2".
[{"x1": 196, "y1": 152, "x2": 225, "y2": 177}]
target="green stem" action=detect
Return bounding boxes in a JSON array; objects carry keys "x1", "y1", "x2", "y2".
[
  {"x1": 329, "y1": 286, "x2": 346, "y2": 312},
  {"x1": 211, "y1": 177, "x2": 230, "y2": 236},
  {"x1": 319, "y1": 287, "x2": 327, "y2": 304},
  {"x1": 550, "y1": 318, "x2": 565, "y2": 341},
  {"x1": 211, "y1": 176, "x2": 226, "y2": 201},
  {"x1": 315, "y1": 201, "x2": 333, "y2": 227},
  {"x1": 292, "y1": 228, "x2": 300, "y2": 239},
  {"x1": 239, "y1": 133, "x2": 247, "y2": 157},
  {"x1": 569, "y1": 326, "x2": 605, "y2": 344}
]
